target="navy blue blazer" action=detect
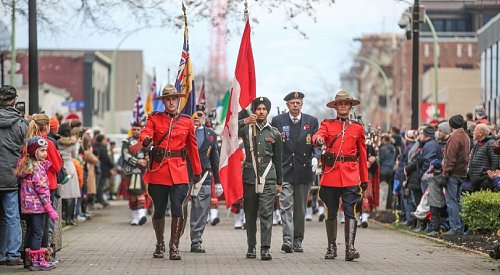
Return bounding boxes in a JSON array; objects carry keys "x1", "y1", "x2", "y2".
[{"x1": 271, "y1": 113, "x2": 321, "y2": 184}]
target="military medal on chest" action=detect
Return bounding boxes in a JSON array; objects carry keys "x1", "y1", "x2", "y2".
[{"x1": 306, "y1": 134, "x2": 311, "y2": 144}]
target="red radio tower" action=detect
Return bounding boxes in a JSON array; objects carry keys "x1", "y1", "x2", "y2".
[{"x1": 208, "y1": 0, "x2": 228, "y2": 100}]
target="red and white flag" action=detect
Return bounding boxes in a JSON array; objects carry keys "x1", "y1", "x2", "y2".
[
  {"x1": 197, "y1": 77, "x2": 205, "y2": 106},
  {"x1": 219, "y1": 20, "x2": 256, "y2": 207}
]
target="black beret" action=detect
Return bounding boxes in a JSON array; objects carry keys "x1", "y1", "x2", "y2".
[
  {"x1": 0, "y1": 85, "x2": 17, "y2": 101},
  {"x1": 196, "y1": 104, "x2": 205, "y2": 112},
  {"x1": 283, "y1": 91, "x2": 304, "y2": 101},
  {"x1": 423, "y1": 125, "x2": 435, "y2": 138},
  {"x1": 251, "y1": 96, "x2": 271, "y2": 113},
  {"x1": 449, "y1": 115, "x2": 464, "y2": 129}
]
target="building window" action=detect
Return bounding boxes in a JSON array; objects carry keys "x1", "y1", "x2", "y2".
[
  {"x1": 425, "y1": 44, "x2": 430, "y2": 57},
  {"x1": 468, "y1": 44, "x2": 473, "y2": 58},
  {"x1": 456, "y1": 64, "x2": 473, "y2": 69},
  {"x1": 492, "y1": 42, "x2": 498, "y2": 103},
  {"x1": 457, "y1": 44, "x2": 462, "y2": 58}
]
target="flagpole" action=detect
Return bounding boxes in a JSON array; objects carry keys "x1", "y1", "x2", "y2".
[{"x1": 244, "y1": 0, "x2": 249, "y2": 21}]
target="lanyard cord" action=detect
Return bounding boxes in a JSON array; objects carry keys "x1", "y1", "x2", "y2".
[{"x1": 323, "y1": 121, "x2": 347, "y2": 174}]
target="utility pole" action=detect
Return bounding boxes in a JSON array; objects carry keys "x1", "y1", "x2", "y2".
[
  {"x1": 29, "y1": 0, "x2": 38, "y2": 114},
  {"x1": 10, "y1": 0, "x2": 16, "y2": 86},
  {"x1": 411, "y1": 0, "x2": 420, "y2": 129}
]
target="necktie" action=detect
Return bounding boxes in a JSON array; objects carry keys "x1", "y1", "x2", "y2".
[
  {"x1": 292, "y1": 118, "x2": 299, "y2": 125},
  {"x1": 196, "y1": 128, "x2": 204, "y2": 148}
]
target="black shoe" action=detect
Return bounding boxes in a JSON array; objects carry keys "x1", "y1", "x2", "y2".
[
  {"x1": 319, "y1": 214, "x2": 325, "y2": 222},
  {"x1": 190, "y1": 243, "x2": 206, "y2": 253},
  {"x1": 211, "y1": 217, "x2": 220, "y2": 226},
  {"x1": 293, "y1": 243, "x2": 303, "y2": 253},
  {"x1": 281, "y1": 244, "x2": 293, "y2": 253},
  {"x1": 246, "y1": 246, "x2": 256, "y2": 259},
  {"x1": 361, "y1": 221, "x2": 368, "y2": 228},
  {"x1": 261, "y1": 248, "x2": 272, "y2": 261}
]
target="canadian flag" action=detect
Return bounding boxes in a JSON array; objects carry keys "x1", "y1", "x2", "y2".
[{"x1": 219, "y1": 20, "x2": 256, "y2": 207}]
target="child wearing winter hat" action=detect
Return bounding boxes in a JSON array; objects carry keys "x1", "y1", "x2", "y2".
[
  {"x1": 16, "y1": 136, "x2": 59, "y2": 271},
  {"x1": 425, "y1": 159, "x2": 447, "y2": 236}
]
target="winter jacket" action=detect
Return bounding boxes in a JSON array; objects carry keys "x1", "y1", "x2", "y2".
[
  {"x1": 443, "y1": 128, "x2": 470, "y2": 178},
  {"x1": 19, "y1": 160, "x2": 53, "y2": 214},
  {"x1": 93, "y1": 143, "x2": 114, "y2": 178},
  {"x1": 417, "y1": 138, "x2": 443, "y2": 181},
  {"x1": 379, "y1": 143, "x2": 396, "y2": 177},
  {"x1": 0, "y1": 106, "x2": 27, "y2": 191},
  {"x1": 468, "y1": 136, "x2": 500, "y2": 190},
  {"x1": 395, "y1": 141, "x2": 415, "y2": 182}
]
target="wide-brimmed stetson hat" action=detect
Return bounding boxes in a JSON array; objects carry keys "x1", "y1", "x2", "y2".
[
  {"x1": 153, "y1": 84, "x2": 186, "y2": 100},
  {"x1": 326, "y1": 90, "x2": 360, "y2": 108}
]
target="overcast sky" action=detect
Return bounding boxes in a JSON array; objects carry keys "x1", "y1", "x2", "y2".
[{"x1": 11, "y1": 0, "x2": 407, "y2": 116}]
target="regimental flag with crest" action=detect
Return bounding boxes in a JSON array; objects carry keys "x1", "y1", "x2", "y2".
[
  {"x1": 219, "y1": 20, "x2": 256, "y2": 207},
  {"x1": 197, "y1": 77, "x2": 205, "y2": 106},
  {"x1": 132, "y1": 80, "x2": 147, "y2": 125},
  {"x1": 145, "y1": 67, "x2": 156, "y2": 115},
  {"x1": 175, "y1": 16, "x2": 196, "y2": 116}
]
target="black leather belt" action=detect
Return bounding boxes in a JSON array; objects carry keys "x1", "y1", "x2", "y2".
[
  {"x1": 336, "y1": 155, "x2": 358, "y2": 162},
  {"x1": 164, "y1": 150, "x2": 184, "y2": 158}
]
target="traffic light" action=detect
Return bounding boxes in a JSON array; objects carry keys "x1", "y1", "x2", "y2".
[{"x1": 398, "y1": 8, "x2": 413, "y2": 40}]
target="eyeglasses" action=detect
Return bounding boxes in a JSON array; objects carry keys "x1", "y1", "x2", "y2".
[
  {"x1": 132, "y1": 128, "x2": 141, "y2": 131},
  {"x1": 196, "y1": 112, "x2": 204, "y2": 117}
]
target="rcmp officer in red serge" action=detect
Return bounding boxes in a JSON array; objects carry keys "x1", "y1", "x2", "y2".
[
  {"x1": 141, "y1": 84, "x2": 202, "y2": 260},
  {"x1": 271, "y1": 91, "x2": 321, "y2": 253},
  {"x1": 313, "y1": 90, "x2": 368, "y2": 261}
]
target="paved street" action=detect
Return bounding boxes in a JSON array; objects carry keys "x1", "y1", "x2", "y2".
[{"x1": 1, "y1": 200, "x2": 498, "y2": 274}]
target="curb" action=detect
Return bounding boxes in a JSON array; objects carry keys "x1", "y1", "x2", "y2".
[{"x1": 373, "y1": 219, "x2": 492, "y2": 259}]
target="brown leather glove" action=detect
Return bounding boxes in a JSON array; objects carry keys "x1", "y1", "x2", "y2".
[{"x1": 142, "y1": 136, "x2": 153, "y2": 147}]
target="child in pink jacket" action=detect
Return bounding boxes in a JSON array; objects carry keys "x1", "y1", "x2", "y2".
[{"x1": 16, "y1": 136, "x2": 59, "y2": 271}]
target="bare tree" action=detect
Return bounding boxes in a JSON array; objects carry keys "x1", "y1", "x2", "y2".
[{"x1": 0, "y1": 0, "x2": 336, "y2": 36}]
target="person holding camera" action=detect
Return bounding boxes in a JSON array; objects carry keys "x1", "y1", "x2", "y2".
[
  {"x1": 312, "y1": 90, "x2": 368, "y2": 261},
  {"x1": 0, "y1": 85, "x2": 27, "y2": 266},
  {"x1": 141, "y1": 84, "x2": 202, "y2": 260}
]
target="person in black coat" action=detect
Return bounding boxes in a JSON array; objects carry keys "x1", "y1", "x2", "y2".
[
  {"x1": 271, "y1": 91, "x2": 321, "y2": 253},
  {"x1": 93, "y1": 134, "x2": 115, "y2": 207}
]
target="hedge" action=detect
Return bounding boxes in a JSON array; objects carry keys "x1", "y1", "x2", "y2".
[{"x1": 461, "y1": 190, "x2": 500, "y2": 233}]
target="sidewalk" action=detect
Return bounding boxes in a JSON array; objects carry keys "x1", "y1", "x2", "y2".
[{"x1": 1, "y1": 200, "x2": 498, "y2": 274}]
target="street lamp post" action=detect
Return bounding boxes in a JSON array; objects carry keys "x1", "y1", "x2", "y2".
[
  {"x1": 28, "y1": 0, "x2": 38, "y2": 114},
  {"x1": 354, "y1": 56, "x2": 391, "y2": 131},
  {"x1": 397, "y1": 0, "x2": 440, "y2": 120},
  {"x1": 109, "y1": 24, "x2": 167, "y2": 133}
]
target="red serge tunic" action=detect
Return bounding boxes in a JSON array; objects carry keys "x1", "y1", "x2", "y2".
[
  {"x1": 312, "y1": 119, "x2": 368, "y2": 187},
  {"x1": 140, "y1": 112, "x2": 202, "y2": 186}
]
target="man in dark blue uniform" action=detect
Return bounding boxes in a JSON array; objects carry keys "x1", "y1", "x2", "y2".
[
  {"x1": 271, "y1": 91, "x2": 321, "y2": 253},
  {"x1": 189, "y1": 105, "x2": 223, "y2": 253}
]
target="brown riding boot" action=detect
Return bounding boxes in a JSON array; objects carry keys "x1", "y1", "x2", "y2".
[
  {"x1": 152, "y1": 218, "x2": 165, "y2": 258},
  {"x1": 345, "y1": 219, "x2": 360, "y2": 261},
  {"x1": 325, "y1": 219, "x2": 338, "y2": 259},
  {"x1": 169, "y1": 217, "x2": 184, "y2": 260}
]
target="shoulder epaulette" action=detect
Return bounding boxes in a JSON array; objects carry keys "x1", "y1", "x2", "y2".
[
  {"x1": 351, "y1": 120, "x2": 364, "y2": 126},
  {"x1": 180, "y1": 114, "x2": 191, "y2": 119}
]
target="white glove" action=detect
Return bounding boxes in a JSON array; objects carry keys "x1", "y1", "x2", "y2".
[
  {"x1": 215, "y1": 183, "x2": 224, "y2": 197},
  {"x1": 311, "y1": 158, "x2": 318, "y2": 172}
]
